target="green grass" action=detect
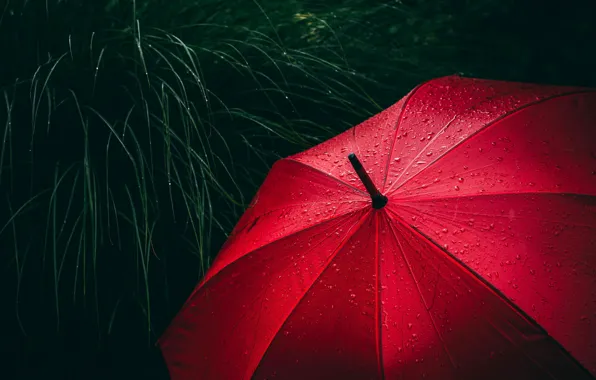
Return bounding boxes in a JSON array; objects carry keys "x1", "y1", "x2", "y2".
[
  {"x1": 1, "y1": 0, "x2": 595, "y2": 376},
  {"x1": 0, "y1": 0, "x2": 389, "y2": 349}
]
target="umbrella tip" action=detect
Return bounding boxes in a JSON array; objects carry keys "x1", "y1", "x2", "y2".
[{"x1": 347, "y1": 153, "x2": 388, "y2": 209}]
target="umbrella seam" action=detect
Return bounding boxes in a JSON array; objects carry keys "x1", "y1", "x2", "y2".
[
  {"x1": 383, "y1": 211, "x2": 459, "y2": 370},
  {"x1": 385, "y1": 206, "x2": 596, "y2": 379},
  {"x1": 247, "y1": 208, "x2": 372, "y2": 379},
  {"x1": 374, "y1": 212, "x2": 385, "y2": 380},
  {"x1": 385, "y1": 208, "x2": 560, "y2": 378},
  {"x1": 158, "y1": 209, "x2": 368, "y2": 347},
  {"x1": 391, "y1": 191, "x2": 596, "y2": 203},
  {"x1": 395, "y1": 195, "x2": 596, "y2": 229},
  {"x1": 282, "y1": 159, "x2": 369, "y2": 197},
  {"x1": 385, "y1": 89, "x2": 596, "y2": 196},
  {"x1": 381, "y1": 77, "x2": 436, "y2": 193}
]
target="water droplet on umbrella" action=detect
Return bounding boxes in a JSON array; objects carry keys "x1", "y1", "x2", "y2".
[
  {"x1": 350, "y1": 293, "x2": 356, "y2": 298},
  {"x1": 394, "y1": 157, "x2": 401, "y2": 162},
  {"x1": 426, "y1": 151, "x2": 433, "y2": 156},
  {"x1": 407, "y1": 323, "x2": 413, "y2": 329},
  {"x1": 454, "y1": 186, "x2": 460, "y2": 191},
  {"x1": 458, "y1": 177, "x2": 464, "y2": 183}
]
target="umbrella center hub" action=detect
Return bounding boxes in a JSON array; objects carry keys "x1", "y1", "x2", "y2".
[{"x1": 371, "y1": 193, "x2": 389, "y2": 209}]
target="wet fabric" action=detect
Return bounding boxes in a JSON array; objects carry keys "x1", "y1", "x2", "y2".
[{"x1": 159, "y1": 76, "x2": 596, "y2": 380}]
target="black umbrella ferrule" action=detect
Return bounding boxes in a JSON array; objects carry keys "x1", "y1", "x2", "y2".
[{"x1": 348, "y1": 153, "x2": 388, "y2": 209}]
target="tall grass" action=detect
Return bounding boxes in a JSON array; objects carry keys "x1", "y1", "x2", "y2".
[
  {"x1": 0, "y1": 0, "x2": 390, "y2": 354},
  {"x1": 1, "y1": 0, "x2": 595, "y2": 376}
]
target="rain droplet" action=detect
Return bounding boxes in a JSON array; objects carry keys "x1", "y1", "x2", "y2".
[
  {"x1": 350, "y1": 293, "x2": 356, "y2": 298},
  {"x1": 458, "y1": 177, "x2": 464, "y2": 183},
  {"x1": 394, "y1": 157, "x2": 401, "y2": 162},
  {"x1": 454, "y1": 185, "x2": 460, "y2": 191},
  {"x1": 426, "y1": 151, "x2": 433, "y2": 156}
]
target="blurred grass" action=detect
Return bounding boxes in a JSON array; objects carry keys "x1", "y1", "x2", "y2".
[{"x1": 0, "y1": 0, "x2": 595, "y2": 378}]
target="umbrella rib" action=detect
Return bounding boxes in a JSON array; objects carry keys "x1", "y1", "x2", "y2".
[
  {"x1": 383, "y1": 211, "x2": 458, "y2": 370},
  {"x1": 401, "y1": 203, "x2": 596, "y2": 229},
  {"x1": 235, "y1": 198, "x2": 369, "y2": 232},
  {"x1": 385, "y1": 207, "x2": 596, "y2": 378},
  {"x1": 284, "y1": 158, "x2": 369, "y2": 196},
  {"x1": 386, "y1": 115, "x2": 458, "y2": 195},
  {"x1": 247, "y1": 208, "x2": 373, "y2": 379},
  {"x1": 373, "y1": 212, "x2": 385, "y2": 380},
  {"x1": 386, "y1": 208, "x2": 557, "y2": 374},
  {"x1": 394, "y1": 193, "x2": 596, "y2": 229},
  {"x1": 381, "y1": 79, "x2": 431, "y2": 193},
  {"x1": 384, "y1": 89, "x2": 596, "y2": 197},
  {"x1": 388, "y1": 216, "x2": 562, "y2": 377},
  {"x1": 394, "y1": 190, "x2": 596, "y2": 203},
  {"x1": 167, "y1": 209, "x2": 368, "y2": 335}
]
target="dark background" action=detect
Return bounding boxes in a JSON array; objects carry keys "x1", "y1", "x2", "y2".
[{"x1": 0, "y1": 0, "x2": 595, "y2": 379}]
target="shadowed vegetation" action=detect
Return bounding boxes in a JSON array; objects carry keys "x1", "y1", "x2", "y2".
[{"x1": 0, "y1": 0, "x2": 595, "y2": 378}]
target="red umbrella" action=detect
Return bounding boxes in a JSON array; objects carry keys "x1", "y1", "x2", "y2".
[{"x1": 159, "y1": 75, "x2": 596, "y2": 379}]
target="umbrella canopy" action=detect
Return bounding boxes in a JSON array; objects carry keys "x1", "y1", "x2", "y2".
[{"x1": 159, "y1": 75, "x2": 596, "y2": 379}]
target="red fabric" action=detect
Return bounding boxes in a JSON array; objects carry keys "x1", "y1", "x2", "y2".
[{"x1": 159, "y1": 76, "x2": 596, "y2": 379}]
